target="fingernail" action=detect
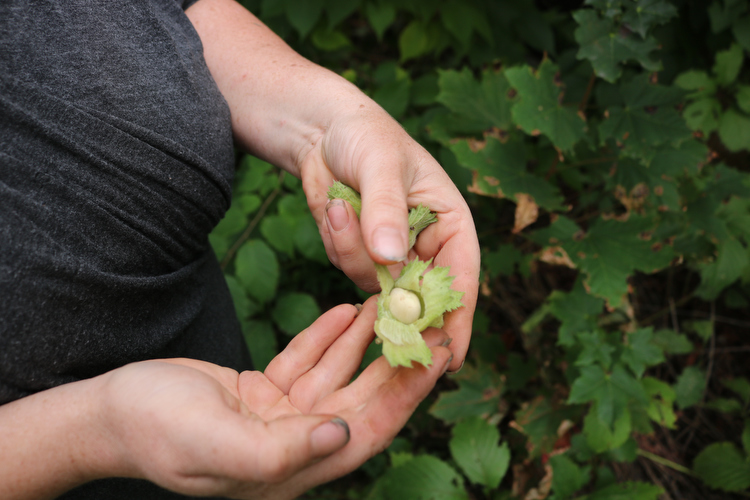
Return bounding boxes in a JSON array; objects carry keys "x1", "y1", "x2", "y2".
[
  {"x1": 373, "y1": 227, "x2": 407, "y2": 262},
  {"x1": 441, "y1": 337, "x2": 453, "y2": 347},
  {"x1": 446, "y1": 359, "x2": 465, "y2": 375},
  {"x1": 311, "y1": 417, "x2": 350, "y2": 457},
  {"x1": 326, "y1": 199, "x2": 350, "y2": 233},
  {"x1": 442, "y1": 354, "x2": 454, "y2": 375}
]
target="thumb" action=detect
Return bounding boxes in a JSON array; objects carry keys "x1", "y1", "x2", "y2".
[
  {"x1": 359, "y1": 176, "x2": 410, "y2": 265},
  {"x1": 247, "y1": 415, "x2": 350, "y2": 482}
]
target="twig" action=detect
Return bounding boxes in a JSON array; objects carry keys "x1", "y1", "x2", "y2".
[
  {"x1": 220, "y1": 171, "x2": 285, "y2": 270},
  {"x1": 579, "y1": 72, "x2": 597, "y2": 114},
  {"x1": 638, "y1": 293, "x2": 694, "y2": 327},
  {"x1": 636, "y1": 449, "x2": 694, "y2": 477},
  {"x1": 703, "y1": 301, "x2": 716, "y2": 404}
]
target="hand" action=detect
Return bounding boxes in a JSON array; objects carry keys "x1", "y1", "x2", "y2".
[
  {"x1": 97, "y1": 298, "x2": 452, "y2": 499},
  {"x1": 299, "y1": 107, "x2": 480, "y2": 372}
]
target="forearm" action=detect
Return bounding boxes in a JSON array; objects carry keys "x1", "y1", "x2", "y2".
[
  {"x1": 186, "y1": 0, "x2": 393, "y2": 176},
  {"x1": 0, "y1": 377, "x2": 118, "y2": 499}
]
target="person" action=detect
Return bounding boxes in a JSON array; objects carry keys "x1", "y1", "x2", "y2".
[{"x1": 0, "y1": 0, "x2": 480, "y2": 498}]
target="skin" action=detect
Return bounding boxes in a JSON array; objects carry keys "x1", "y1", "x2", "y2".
[{"x1": 0, "y1": 0, "x2": 480, "y2": 497}]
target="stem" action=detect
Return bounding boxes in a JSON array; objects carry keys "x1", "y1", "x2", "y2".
[
  {"x1": 220, "y1": 170, "x2": 285, "y2": 270},
  {"x1": 636, "y1": 449, "x2": 694, "y2": 476},
  {"x1": 579, "y1": 72, "x2": 597, "y2": 115}
]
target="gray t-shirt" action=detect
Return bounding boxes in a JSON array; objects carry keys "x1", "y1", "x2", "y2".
[{"x1": 0, "y1": 0, "x2": 251, "y2": 497}]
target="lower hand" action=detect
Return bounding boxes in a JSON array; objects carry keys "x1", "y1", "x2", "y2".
[{"x1": 96, "y1": 298, "x2": 452, "y2": 499}]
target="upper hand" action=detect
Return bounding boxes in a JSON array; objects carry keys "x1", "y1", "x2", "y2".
[{"x1": 299, "y1": 106, "x2": 480, "y2": 372}]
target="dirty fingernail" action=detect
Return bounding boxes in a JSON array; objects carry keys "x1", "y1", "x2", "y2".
[{"x1": 311, "y1": 417, "x2": 350, "y2": 457}]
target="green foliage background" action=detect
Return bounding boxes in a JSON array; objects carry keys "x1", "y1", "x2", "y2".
[{"x1": 210, "y1": 0, "x2": 750, "y2": 498}]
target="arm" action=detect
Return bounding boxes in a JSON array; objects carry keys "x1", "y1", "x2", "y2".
[{"x1": 186, "y1": 0, "x2": 480, "y2": 371}]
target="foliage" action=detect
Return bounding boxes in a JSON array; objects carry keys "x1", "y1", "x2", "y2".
[{"x1": 216, "y1": 0, "x2": 750, "y2": 498}]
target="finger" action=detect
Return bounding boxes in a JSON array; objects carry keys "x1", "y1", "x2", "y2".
[
  {"x1": 264, "y1": 304, "x2": 359, "y2": 394},
  {"x1": 324, "y1": 199, "x2": 380, "y2": 292},
  {"x1": 411, "y1": 209, "x2": 480, "y2": 372},
  {"x1": 289, "y1": 297, "x2": 379, "y2": 411},
  {"x1": 204, "y1": 412, "x2": 350, "y2": 489}
]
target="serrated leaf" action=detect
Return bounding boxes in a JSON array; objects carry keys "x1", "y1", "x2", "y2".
[
  {"x1": 622, "y1": 0, "x2": 679, "y2": 38},
  {"x1": 505, "y1": 59, "x2": 588, "y2": 152},
  {"x1": 599, "y1": 76, "x2": 691, "y2": 161},
  {"x1": 693, "y1": 442, "x2": 750, "y2": 492},
  {"x1": 583, "y1": 402, "x2": 632, "y2": 452},
  {"x1": 449, "y1": 417, "x2": 510, "y2": 488},
  {"x1": 575, "y1": 331, "x2": 616, "y2": 370},
  {"x1": 651, "y1": 329, "x2": 694, "y2": 355},
  {"x1": 435, "y1": 68, "x2": 514, "y2": 133},
  {"x1": 379, "y1": 455, "x2": 468, "y2": 500},
  {"x1": 510, "y1": 396, "x2": 582, "y2": 458},
  {"x1": 235, "y1": 239, "x2": 279, "y2": 304},
  {"x1": 642, "y1": 376, "x2": 677, "y2": 429},
  {"x1": 584, "y1": 481, "x2": 663, "y2": 500},
  {"x1": 439, "y1": 0, "x2": 478, "y2": 49},
  {"x1": 271, "y1": 292, "x2": 320, "y2": 336},
  {"x1": 713, "y1": 42, "x2": 745, "y2": 86},
  {"x1": 573, "y1": 9, "x2": 662, "y2": 83},
  {"x1": 450, "y1": 138, "x2": 564, "y2": 210},
  {"x1": 649, "y1": 139, "x2": 709, "y2": 178},
  {"x1": 621, "y1": 328, "x2": 665, "y2": 378},
  {"x1": 429, "y1": 363, "x2": 503, "y2": 424},
  {"x1": 674, "y1": 365, "x2": 706, "y2": 409},
  {"x1": 550, "y1": 453, "x2": 591, "y2": 499},
  {"x1": 569, "y1": 364, "x2": 648, "y2": 426},
  {"x1": 564, "y1": 216, "x2": 675, "y2": 307},
  {"x1": 718, "y1": 108, "x2": 750, "y2": 152},
  {"x1": 696, "y1": 237, "x2": 748, "y2": 300},
  {"x1": 548, "y1": 277, "x2": 605, "y2": 346}
]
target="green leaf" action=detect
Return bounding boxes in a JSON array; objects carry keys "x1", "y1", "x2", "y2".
[
  {"x1": 439, "y1": 0, "x2": 478, "y2": 49},
  {"x1": 718, "y1": 108, "x2": 750, "y2": 152},
  {"x1": 743, "y1": 419, "x2": 750, "y2": 455},
  {"x1": 649, "y1": 139, "x2": 709, "y2": 178},
  {"x1": 713, "y1": 43, "x2": 745, "y2": 86},
  {"x1": 621, "y1": 0, "x2": 679, "y2": 38},
  {"x1": 696, "y1": 237, "x2": 748, "y2": 300},
  {"x1": 373, "y1": 78, "x2": 411, "y2": 119},
  {"x1": 583, "y1": 481, "x2": 663, "y2": 500},
  {"x1": 599, "y1": 75, "x2": 691, "y2": 161},
  {"x1": 569, "y1": 364, "x2": 648, "y2": 426},
  {"x1": 260, "y1": 214, "x2": 296, "y2": 257},
  {"x1": 583, "y1": 402, "x2": 632, "y2": 452},
  {"x1": 429, "y1": 363, "x2": 503, "y2": 424},
  {"x1": 435, "y1": 68, "x2": 514, "y2": 133},
  {"x1": 682, "y1": 98, "x2": 721, "y2": 134},
  {"x1": 723, "y1": 377, "x2": 750, "y2": 404},
  {"x1": 399, "y1": 20, "x2": 433, "y2": 62},
  {"x1": 575, "y1": 331, "x2": 616, "y2": 370},
  {"x1": 365, "y1": 1, "x2": 396, "y2": 41},
  {"x1": 310, "y1": 28, "x2": 351, "y2": 51},
  {"x1": 621, "y1": 328, "x2": 666, "y2": 378},
  {"x1": 548, "y1": 277, "x2": 606, "y2": 346},
  {"x1": 683, "y1": 320, "x2": 713, "y2": 343},
  {"x1": 642, "y1": 376, "x2": 677, "y2": 429},
  {"x1": 564, "y1": 216, "x2": 675, "y2": 307},
  {"x1": 505, "y1": 60, "x2": 588, "y2": 152},
  {"x1": 651, "y1": 329, "x2": 694, "y2": 355},
  {"x1": 483, "y1": 244, "x2": 524, "y2": 279},
  {"x1": 733, "y1": 16, "x2": 750, "y2": 51},
  {"x1": 450, "y1": 138, "x2": 564, "y2": 210},
  {"x1": 693, "y1": 442, "x2": 750, "y2": 492},
  {"x1": 704, "y1": 397, "x2": 744, "y2": 413},
  {"x1": 737, "y1": 85, "x2": 750, "y2": 114},
  {"x1": 243, "y1": 320, "x2": 277, "y2": 371},
  {"x1": 549, "y1": 453, "x2": 590, "y2": 499},
  {"x1": 674, "y1": 70, "x2": 717, "y2": 97},
  {"x1": 213, "y1": 205, "x2": 248, "y2": 238},
  {"x1": 674, "y1": 365, "x2": 706, "y2": 409},
  {"x1": 235, "y1": 239, "x2": 279, "y2": 304},
  {"x1": 225, "y1": 275, "x2": 260, "y2": 321},
  {"x1": 573, "y1": 9, "x2": 662, "y2": 83},
  {"x1": 323, "y1": 0, "x2": 360, "y2": 28},
  {"x1": 449, "y1": 417, "x2": 510, "y2": 488},
  {"x1": 271, "y1": 292, "x2": 320, "y2": 336},
  {"x1": 284, "y1": 0, "x2": 323, "y2": 38},
  {"x1": 511, "y1": 396, "x2": 583, "y2": 458},
  {"x1": 379, "y1": 455, "x2": 468, "y2": 500}
]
